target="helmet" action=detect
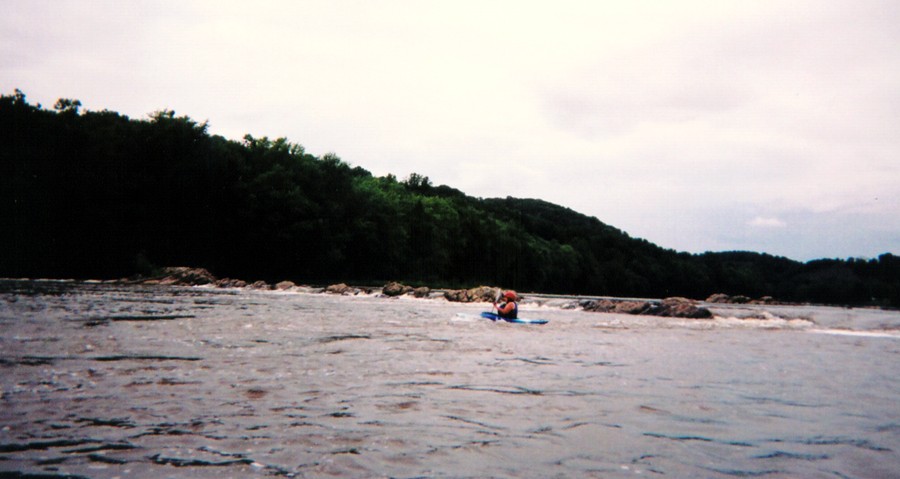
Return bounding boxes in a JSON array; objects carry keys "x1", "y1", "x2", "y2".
[{"x1": 503, "y1": 290, "x2": 517, "y2": 301}]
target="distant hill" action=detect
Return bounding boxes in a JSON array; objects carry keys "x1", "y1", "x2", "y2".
[{"x1": 2, "y1": 89, "x2": 898, "y2": 307}]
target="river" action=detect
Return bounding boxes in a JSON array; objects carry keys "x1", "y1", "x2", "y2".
[{"x1": 1, "y1": 280, "x2": 898, "y2": 478}]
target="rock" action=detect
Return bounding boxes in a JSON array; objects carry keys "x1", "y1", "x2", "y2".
[
  {"x1": 325, "y1": 283, "x2": 352, "y2": 295},
  {"x1": 657, "y1": 297, "x2": 712, "y2": 319},
  {"x1": 412, "y1": 286, "x2": 431, "y2": 298},
  {"x1": 706, "y1": 293, "x2": 732, "y2": 303},
  {"x1": 443, "y1": 289, "x2": 467, "y2": 302},
  {"x1": 383, "y1": 282, "x2": 413, "y2": 297},
  {"x1": 752, "y1": 296, "x2": 777, "y2": 305},
  {"x1": 215, "y1": 278, "x2": 248, "y2": 288},
  {"x1": 249, "y1": 280, "x2": 272, "y2": 290},
  {"x1": 706, "y1": 293, "x2": 770, "y2": 305},
  {"x1": 582, "y1": 296, "x2": 711, "y2": 319},
  {"x1": 275, "y1": 281, "x2": 296, "y2": 290},
  {"x1": 154, "y1": 267, "x2": 216, "y2": 286},
  {"x1": 614, "y1": 301, "x2": 652, "y2": 315},
  {"x1": 561, "y1": 301, "x2": 582, "y2": 310},
  {"x1": 444, "y1": 286, "x2": 500, "y2": 303},
  {"x1": 582, "y1": 299, "x2": 611, "y2": 312},
  {"x1": 469, "y1": 286, "x2": 500, "y2": 302}
]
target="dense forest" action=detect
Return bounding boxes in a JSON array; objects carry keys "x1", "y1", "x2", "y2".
[{"x1": 2, "y1": 89, "x2": 898, "y2": 307}]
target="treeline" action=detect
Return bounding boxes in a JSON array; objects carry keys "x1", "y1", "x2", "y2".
[{"x1": 2, "y1": 90, "x2": 898, "y2": 307}]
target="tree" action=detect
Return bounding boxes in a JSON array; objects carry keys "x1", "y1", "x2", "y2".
[
  {"x1": 404, "y1": 172, "x2": 432, "y2": 190},
  {"x1": 53, "y1": 98, "x2": 82, "y2": 114},
  {"x1": 2, "y1": 89, "x2": 898, "y2": 306}
]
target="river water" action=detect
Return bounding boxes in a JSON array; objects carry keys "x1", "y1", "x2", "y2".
[{"x1": 1, "y1": 280, "x2": 898, "y2": 478}]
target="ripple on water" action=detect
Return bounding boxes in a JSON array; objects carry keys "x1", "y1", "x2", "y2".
[{"x1": 1, "y1": 281, "x2": 898, "y2": 478}]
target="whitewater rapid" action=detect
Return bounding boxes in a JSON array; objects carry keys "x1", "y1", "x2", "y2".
[{"x1": 1, "y1": 280, "x2": 898, "y2": 478}]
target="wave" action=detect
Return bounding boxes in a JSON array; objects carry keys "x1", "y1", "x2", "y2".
[{"x1": 809, "y1": 329, "x2": 900, "y2": 339}]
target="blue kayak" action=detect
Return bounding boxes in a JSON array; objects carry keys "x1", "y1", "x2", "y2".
[{"x1": 480, "y1": 311, "x2": 549, "y2": 325}]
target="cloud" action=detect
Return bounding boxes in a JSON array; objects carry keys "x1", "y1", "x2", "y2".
[
  {"x1": 2, "y1": 0, "x2": 898, "y2": 261},
  {"x1": 748, "y1": 217, "x2": 787, "y2": 228}
]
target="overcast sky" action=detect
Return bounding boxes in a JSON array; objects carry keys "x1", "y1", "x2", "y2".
[{"x1": 3, "y1": 0, "x2": 898, "y2": 261}]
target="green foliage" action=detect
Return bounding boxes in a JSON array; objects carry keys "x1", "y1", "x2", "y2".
[
  {"x1": 1, "y1": 90, "x2": 898, "y2": 306},
  {"x1": 53, "y1": 98, "x2": 81, "y2": 114}
]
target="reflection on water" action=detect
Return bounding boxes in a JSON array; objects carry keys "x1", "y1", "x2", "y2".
[{"x1": 1, "y1": 280, "x2": 898, "y2": 478}]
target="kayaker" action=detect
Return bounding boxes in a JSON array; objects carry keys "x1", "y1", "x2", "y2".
[{"x1": 494, "y1": 290, "x2": 518, "y2": 320}]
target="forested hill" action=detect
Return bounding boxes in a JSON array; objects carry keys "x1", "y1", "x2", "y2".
[{"x1": 2, "y1": 90, "x2": 898, "y2": 307}]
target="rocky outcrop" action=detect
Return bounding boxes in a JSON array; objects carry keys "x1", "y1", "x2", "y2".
[
  {"x1": 324, "y1": 283, "x2": 371, "y2": 295},
  {"x1": 616, "y1": 301, "x2": 653, "y2": 315},
  {"x1": 582, "y1": 299, "x2": 615, "y2": 312},
  {"x1": 141, "y1": 267, "x2": 217, "y2": 286},
  {"x1": 383, "y1": 282, "x2": 414, "y2": 297},
  {"x1": 706, "y1": 293, "x2": 779, "y2": 305},
  {"x1": 382, "y1": 282, "x2": 432, "y2": 298},
  {"x1": 215, "y1": 278, "x2": 248, "y2": 288},
  {"x1": 275, "y1": 281, "x2": 297, "y2": 290},
  {"x1": 443, "y1": 286, "x2": 500, "y2": 303},
  {"x1": 656, "y1": 297, "x2": 712, "y2": 318},
  {"x1": 249, "y1": 280, "x2": 272, "y2": 290},
  {"x1": 326, "y1": 283, "x2": 353, "y2": 295},
  {"x1": 705, "y1": 293, "x2": 732, "y2": 303},
  {"x1": 755, "y1": 296, "x2": 777, "y2": 305},
  {"x1": 442, "y1": 290, "x2": 467, "y2": 302},
  {"x1": 129, "y1": 268, "x2": 716, "y2": 319},
  {"x1": 583, "y1": 297, "x2": 711, "y2": 319}
]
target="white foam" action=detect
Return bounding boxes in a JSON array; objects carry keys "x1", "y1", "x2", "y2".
[{"x1": 809, "y1": 329, "x2": 900, "y2": 339}]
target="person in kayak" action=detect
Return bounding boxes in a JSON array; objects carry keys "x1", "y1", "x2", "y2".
[{"x1": 494, "y1": 290, "x2": 518, "y2": 320}]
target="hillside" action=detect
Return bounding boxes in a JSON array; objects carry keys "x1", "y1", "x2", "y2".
[{"x1": 2, "y1": 89, "x2": 898, "y2": 306}]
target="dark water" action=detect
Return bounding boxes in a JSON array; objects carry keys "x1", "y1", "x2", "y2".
[{"x1": 1, "y1": 280, "x2": 898, "y2": 478}]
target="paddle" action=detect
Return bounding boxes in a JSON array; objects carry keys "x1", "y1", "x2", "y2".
[
  {"x1": 483, "y1": 288, "x2": 502, "y2": 321},
  {"x1": 491, "y1": 288, "x2": 501, "y2": 313}
]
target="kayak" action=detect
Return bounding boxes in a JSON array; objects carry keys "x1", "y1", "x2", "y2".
[{"x1": 480, "y1": 311, "x2": 549, "y2": 325}]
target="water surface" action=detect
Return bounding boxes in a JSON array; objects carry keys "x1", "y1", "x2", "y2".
[{"x1": 1, "y1": 281, "x2": 898, "y2": 478}]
